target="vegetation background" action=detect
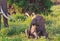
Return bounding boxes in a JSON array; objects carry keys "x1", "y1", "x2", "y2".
[{"x1": 0, "y1": 0, "x2": 60, "y2": 41}]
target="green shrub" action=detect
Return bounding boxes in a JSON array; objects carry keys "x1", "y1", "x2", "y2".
[
  {"x1": 7, "y1": 0, "x2": 53, "y2": 13},
  {"x1": 9, "y1": 14, "x2": 26, "y2": 22}
]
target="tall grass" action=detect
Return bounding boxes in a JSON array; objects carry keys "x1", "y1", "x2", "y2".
[{"x1": 0, "y1": 5, "x2": 60, "y2": 41}]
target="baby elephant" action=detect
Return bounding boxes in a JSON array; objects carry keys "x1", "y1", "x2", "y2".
[{"x1": 25, "y1": 15, "x2": 48, "y2": 39}]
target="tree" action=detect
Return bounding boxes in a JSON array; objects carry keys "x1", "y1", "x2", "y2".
[{"x1": 7, "y1": 0, "x2": 53, "y2": 14}]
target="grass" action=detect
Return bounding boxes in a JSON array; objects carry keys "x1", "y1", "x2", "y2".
[{"x1": 0, "y1": 5, "x2": 60, "y2": 41}]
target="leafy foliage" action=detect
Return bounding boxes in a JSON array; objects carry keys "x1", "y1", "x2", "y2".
[{"x1": 7, "y1": 0, "x2": 53, "y2": 13}]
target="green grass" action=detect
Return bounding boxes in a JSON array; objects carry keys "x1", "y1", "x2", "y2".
[{"x1": 0, "y1": 5, "x2": 60, "y2": 41}]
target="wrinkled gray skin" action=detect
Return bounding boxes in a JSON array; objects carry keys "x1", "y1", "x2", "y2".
[
  {"x1": 0, "y1": 0, "x2": 8, "y2": 27},
  {"x1": 30, "y1": 15, "x2": 48, "y2": 38}
]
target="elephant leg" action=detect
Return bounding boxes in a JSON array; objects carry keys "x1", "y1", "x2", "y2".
[
  {"x1": 0, "y1": 14, "x2": 1, "y2": 28},
  {"x1": 1, "y1": 0, "x2": 8, "y2": 27},
  {"x1": 42, "y1": 31, "x2": 48, "y2": 38}
]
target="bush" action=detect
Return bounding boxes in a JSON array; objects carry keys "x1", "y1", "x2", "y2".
[
  {"x1": 9, "y1": 14, "x2": 26, "y2": 22},
  {"x1": 7, "y1": 0, "x2": 53, "y2": 13}
]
